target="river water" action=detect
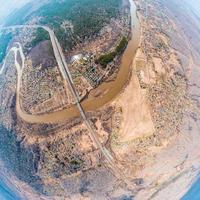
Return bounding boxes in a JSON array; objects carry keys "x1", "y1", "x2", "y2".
[
  {"x1": 0, "y1": 1, "x2": 140, "y2": 199},
  {"x1": 82, "y1": 0, "x2": 140, "y2": 110},
  {"x1": 181, "y1": 175, "x2": 200, "y2": 200},
  {"x1": 0, "y1": 180, "x2": 21, "y2": 200},
  {"x1": 16, "y1": 0, "x2": 141, "y2": 123}
]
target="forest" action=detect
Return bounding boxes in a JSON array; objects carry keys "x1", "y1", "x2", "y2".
[
  {"x1": 4, "y1": 0, "x2": 121, "y2": 50},
  {"x1": 97, "y1": 36, "x2": 128, "y2": 67},
  {"x1": 28, "y1": 28, "x2": 50, "y2": 48}
]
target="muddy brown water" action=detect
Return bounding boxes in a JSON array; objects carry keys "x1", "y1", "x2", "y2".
[{"x1": 17, "y1": 0, "x2": 141, "y2": 123}]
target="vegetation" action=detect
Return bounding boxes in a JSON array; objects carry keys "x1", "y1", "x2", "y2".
[
  {"x1": 4, "y1": 0, "x2": 121, "y2": 49},
  {"x1": 98, "y1": 52, "x2": 116, "y2": 68},
  {"x1": 37, "y1": 0, "x2": 120, "y2": 38},
  {"x1": 25, "y1": 28, "x2": 50, "y2": 50},
  {"x1": 0, "y1": 32, "x2": 13, "y2": 63},
  {"x1": 0, "y1": 125, "x2": 43, "y2": 193},
  {"x1": 115, "y1": 36, "x2": 128, "y2": 54},
  {"x1": 31, "y1": 28, "x2": 50, "y2": 47},
  {"x1": 97, "y1": 36, "x2": 128, "y2": 67}
]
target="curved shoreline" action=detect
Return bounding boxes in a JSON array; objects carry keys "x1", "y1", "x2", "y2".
[{"x1": 1, "y1": 0, "x2": 141, "y2": 124}]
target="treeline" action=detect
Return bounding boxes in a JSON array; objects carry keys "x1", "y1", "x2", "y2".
[
  {"x1": 3, "y1": 0, "x2": 122, "y2": 50},
  {"x1": 29, "y1": 28, "x2": 50, "y2": 48},
  {"x1": 28, "y1": 0, "x2": 121, "y2": 49},
  {"x1": 0, "y1": 125, "x2": 43, "y2": 193},
  {"x1": 97, "y1": 36, "x2": 128, "y2": 67}
]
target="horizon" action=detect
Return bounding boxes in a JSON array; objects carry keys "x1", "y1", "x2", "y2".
[
  {"x1": 0, "y1": 0, "x2": 200, "y2": 200},
  {"x1": 0, "y1": 0, "x2": 30, "y2": 23}
]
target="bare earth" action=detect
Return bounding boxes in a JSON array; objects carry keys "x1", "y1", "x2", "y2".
[
  {"x1": 1, "y1": 0, "x2": 200, "y2": 199},
  {"x1": 114, "y1": 49, "x2": 154, "y2": 143}
]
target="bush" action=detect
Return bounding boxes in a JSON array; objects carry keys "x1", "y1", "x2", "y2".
[
  {"x1": 97, "y1": 36, "x2": 128, "y2": 67},
  {"x1": 115, "y1": 36, "x2": 128, "y2": 54},
  {"x1": 98, "y1": 52, "x2": 116, "y2": 68},
  {"x1": 4, "y1": 0, "x2": 121, "y2": 50},
  {"x1": 30, "y1": 28, "x2": 50, "y2": 48}
]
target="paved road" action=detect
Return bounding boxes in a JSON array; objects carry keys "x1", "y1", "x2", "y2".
[{"x1": 0, "y1": 25, "x2": 134, "y2": 189}]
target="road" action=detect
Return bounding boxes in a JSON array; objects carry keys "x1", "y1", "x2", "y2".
[
  {"x1": 0, "y1": 0, "x2": 140, "y2": 123},
  {"x1": 0, "y1": 25, "x2": 135, "y2": 189}
]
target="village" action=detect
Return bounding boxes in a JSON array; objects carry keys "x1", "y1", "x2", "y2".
[{"x1": 14, "y1": 1, "x2": 132, "y2": 115}]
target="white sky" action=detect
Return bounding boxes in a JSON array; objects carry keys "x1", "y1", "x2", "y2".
[
  {"x1": 0, "y1": 0, "x2": 30, "y2": 22},
  {"x1": 188, "y1": 0, "x2": 200, "y2": 13}
]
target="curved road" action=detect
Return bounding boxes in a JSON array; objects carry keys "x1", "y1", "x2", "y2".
[
  {"x1": 0, "y1": 24, "x2": 135, "y2": 189},
  {"x1": 0, "y1": 0, "x2": 140, "y2": 124}
]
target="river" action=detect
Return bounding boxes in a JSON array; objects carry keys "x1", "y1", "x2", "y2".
[
  {"x1": 0, "y1": 1, "x2": 140, "y2": 199},
  {"x1": 15, "y1": 0, "x2": 141, "y2": 123},
  {"x1": 0, "y1": 179, "x2": 22, "y2": 200},
  {"x1": 81, "y1": 0, "x2": 140, "y2": 110},
  {"x1": 181, "y1": 175, "x2": 200, "y2": 200}
]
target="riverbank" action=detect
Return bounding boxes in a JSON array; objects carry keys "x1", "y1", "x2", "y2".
[
  {"x1": 118, "y1": 0, "x2": 200, "y2": 199},
  {"x1": 9, "y1": 0, "x2": 141, "y2": 124},
  {"x1": 182, "y1": 174, "x2": 200, "y2": 200}
]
